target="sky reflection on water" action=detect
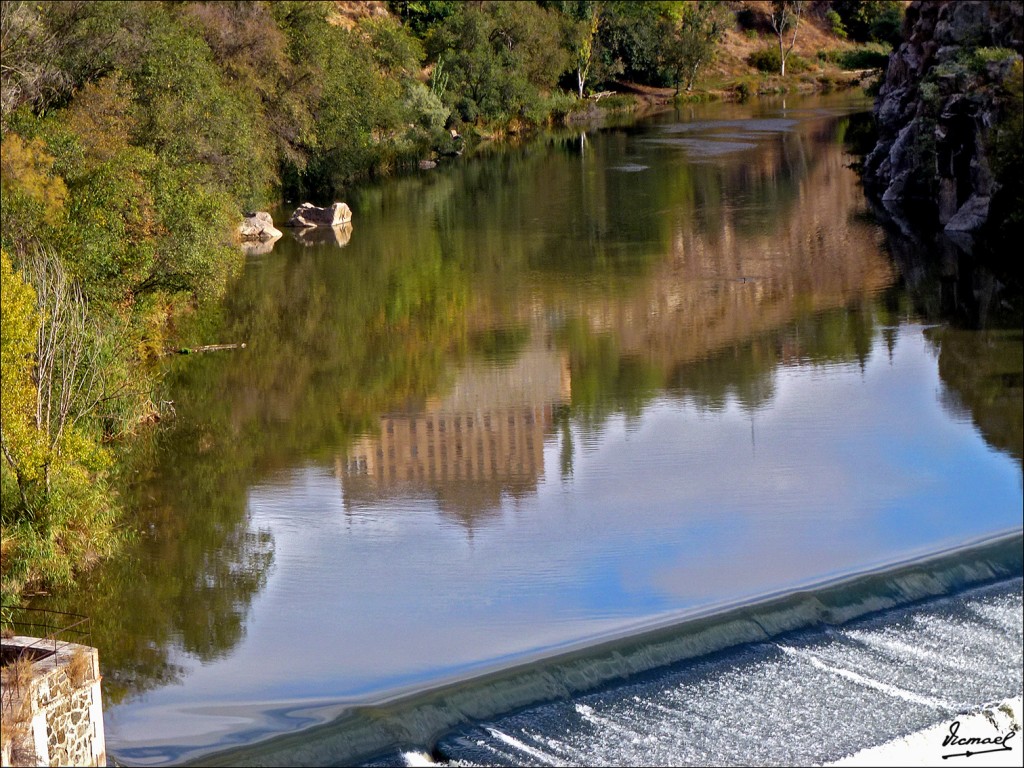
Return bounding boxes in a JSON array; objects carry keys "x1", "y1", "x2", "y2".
[{"x1": 104, "y1": 323, "x2": 1022, "y2": 758}]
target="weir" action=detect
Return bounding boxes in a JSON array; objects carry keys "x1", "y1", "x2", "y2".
[
  {"x1": 192, "y1": 531, "x2": 1023, "y2": 767},
  {"x1": 425, "y1": 579, "x2": 1022, "y2": 766}
]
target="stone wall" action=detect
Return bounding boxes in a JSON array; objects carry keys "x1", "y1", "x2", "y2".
[{"x1": 0, "y1": 637, "x2": 106, "y2": 767}]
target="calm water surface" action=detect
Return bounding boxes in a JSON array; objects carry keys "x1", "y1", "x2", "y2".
[{"x1": 33, "y1": 93, "x2": 1023, "y2": 765}]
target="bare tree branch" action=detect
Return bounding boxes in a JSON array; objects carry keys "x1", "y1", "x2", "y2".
[{"x1": 769, "y1": 0, "x2": 804, "y2": 77}]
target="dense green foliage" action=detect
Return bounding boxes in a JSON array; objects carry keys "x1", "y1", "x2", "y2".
[
  {"x1": 1, "y1": 249, "x2": 124, "y2": 615},
  {"x1": 423, "y1": 1, "x2": 570, "y2": 126},
  {"x1": 831, "y1": 43, "x2": 892, "y2": 71},
  {"x1": 659, "y1": 1, "x2": 731, "y2": 93},
  {"x1": 0, "y1": 0, "x2": 447, "y2": 613},
  {"x1": 830, "y1": 0, "x2": 905, "y2": 46}
]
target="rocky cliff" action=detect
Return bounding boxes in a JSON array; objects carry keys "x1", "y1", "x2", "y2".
[{"x1": 864, "y1": 0, "x2": 1023, "y2": 240}]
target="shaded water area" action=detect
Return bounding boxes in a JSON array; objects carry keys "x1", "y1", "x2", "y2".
[{"x1": 26, "y1": 93, "x2": 1022, "y2": 766}]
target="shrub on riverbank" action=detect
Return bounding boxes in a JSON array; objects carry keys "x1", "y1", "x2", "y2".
[{"x1": 0, "y1": 251, "x2": 124, "y2": 620}]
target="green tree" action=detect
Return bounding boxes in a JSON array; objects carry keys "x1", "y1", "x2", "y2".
[
  {"x1": 363, "y1": 14, "x2": 426, "y2": 79},
  {"x1": 362, "y1": 16, "x2": 454, "y2": 151},
  {"x1": 566, "y1": 2, "x2": 602, "y2": 98},
  {"x1": 832, "y1": 0, "x2": 904, "y2": 45},
  {"x1": 388, "y1": 0, "x2": 460, "y2": 37},
  {"x1": 597, "y1": 1, "x2": 679, "y2": 85},
  {"x1": 182, "y1": 1, "x2": 318, "y2": 179},
  {"x1": 825, "y1": 9, "x2": 847, "y2": 40},
  {"x1": 425, "y1": 1, "x2": 569, "y2": 124},
  {"x1": 659, "y1": 0, "x2": 729, "y2": 94},
  {"x1": 30, "y1": 73, "x2": 240, "y2": 306},
  {"x1": 312, "y1": 29, "x2": 406, "y2": 186},
  {"x1": 268, "y1": 3, "x2": 418, "y2": 191},
  {"x1": 125, "y1": 3, "x2": 278, "y2": 206}
]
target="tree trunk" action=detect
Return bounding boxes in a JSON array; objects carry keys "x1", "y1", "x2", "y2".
[{"x1": 687, "y1": 61, "x2": 701, "y2": 92}]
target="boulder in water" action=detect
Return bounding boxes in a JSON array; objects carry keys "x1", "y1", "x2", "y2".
[
  {"x1": 239, "y1": 211, "x2": 282, "y2": 242},
  {"x1": 286, "y1": 202, "x2": 352, "y2": 228}
]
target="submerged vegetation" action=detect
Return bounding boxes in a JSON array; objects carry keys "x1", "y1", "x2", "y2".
[{"x1": 0, "y1": 0, "x2": 903, "y2": 617}]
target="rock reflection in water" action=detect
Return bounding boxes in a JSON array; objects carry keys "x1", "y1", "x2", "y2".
[
  {"x1": 293, "y1": 221, "x2": 353, "y2": 247},
  {"x1": 240, "y1": 235, "x2": 281, "y2": 256},
  {"x1": 867, "y1": 193, "x2": 1023, "y2": 468}
]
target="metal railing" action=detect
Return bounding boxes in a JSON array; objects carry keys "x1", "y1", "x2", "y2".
[
  {"x1": 2, "y1": 606, "x2": 91, "y2": 655},
  {"x1": 1, "y1": 607, "x2": 92, "y2": 716}
]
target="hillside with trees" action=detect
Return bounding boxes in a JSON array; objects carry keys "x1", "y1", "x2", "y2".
[{"x1": 0, "y1": 0, "x2": 907, "y2": 616}]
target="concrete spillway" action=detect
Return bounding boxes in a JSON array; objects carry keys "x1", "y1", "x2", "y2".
[
  {"x1": 194, "y1": 537, "x2": 1022, "y2": 768},
  {"x1": 386, "y1": 578, "x2": 1022, "y2": 766}
]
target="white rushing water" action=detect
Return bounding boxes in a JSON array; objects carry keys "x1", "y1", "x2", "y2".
[{"x1": 403, "y1": 579, "x2": 1023, "y2": 767}]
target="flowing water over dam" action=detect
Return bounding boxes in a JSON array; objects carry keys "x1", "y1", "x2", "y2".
[
  {"x1": 420, "y1": 578, "x2": 1023, "y2": 767},
  {"x1": 192, "y1": 540, "x2": 1023, "y2": 766}
]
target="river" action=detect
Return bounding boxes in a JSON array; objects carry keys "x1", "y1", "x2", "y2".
[{"x1": 27, "y1": 92, "x2": 1023, "y2": 766}]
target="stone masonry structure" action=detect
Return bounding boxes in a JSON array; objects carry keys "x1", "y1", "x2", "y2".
[{"x1": 0, "y1": 637, "x2": 106, "y2": 767}]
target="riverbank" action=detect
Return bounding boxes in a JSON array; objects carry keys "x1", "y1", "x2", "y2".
[{"x1": 602, "y1": 66, "x2": 877, "y2": 111}]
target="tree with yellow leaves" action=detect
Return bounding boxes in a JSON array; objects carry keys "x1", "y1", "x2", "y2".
[{"x1": 1, "y1": 250, "x2": 121, "y2": 616}]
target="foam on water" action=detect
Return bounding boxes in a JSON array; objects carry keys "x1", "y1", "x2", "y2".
[
  {"x1": 776, "y1": 644, "x2": 956, "y2": 710},
  {"x1": 484, "y1": 728, "x2": 560, "y2": 765},
  {"x1": 401, "y1": 751, "x2": 436, "y2": 767}
]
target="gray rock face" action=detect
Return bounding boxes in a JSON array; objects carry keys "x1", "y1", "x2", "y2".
[
  {"x1": 239, "y1": 211, "x2": 283, "y2": 242},
  {"x1": 944, "y1": 193, "x2": 991, "y2": 232},
  {"x1": 863, "y1": 0, "x2": 1023, "y2": 235},
  {"x1": 285, "y1": 202, "x2": 352, "y2": 228}
]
